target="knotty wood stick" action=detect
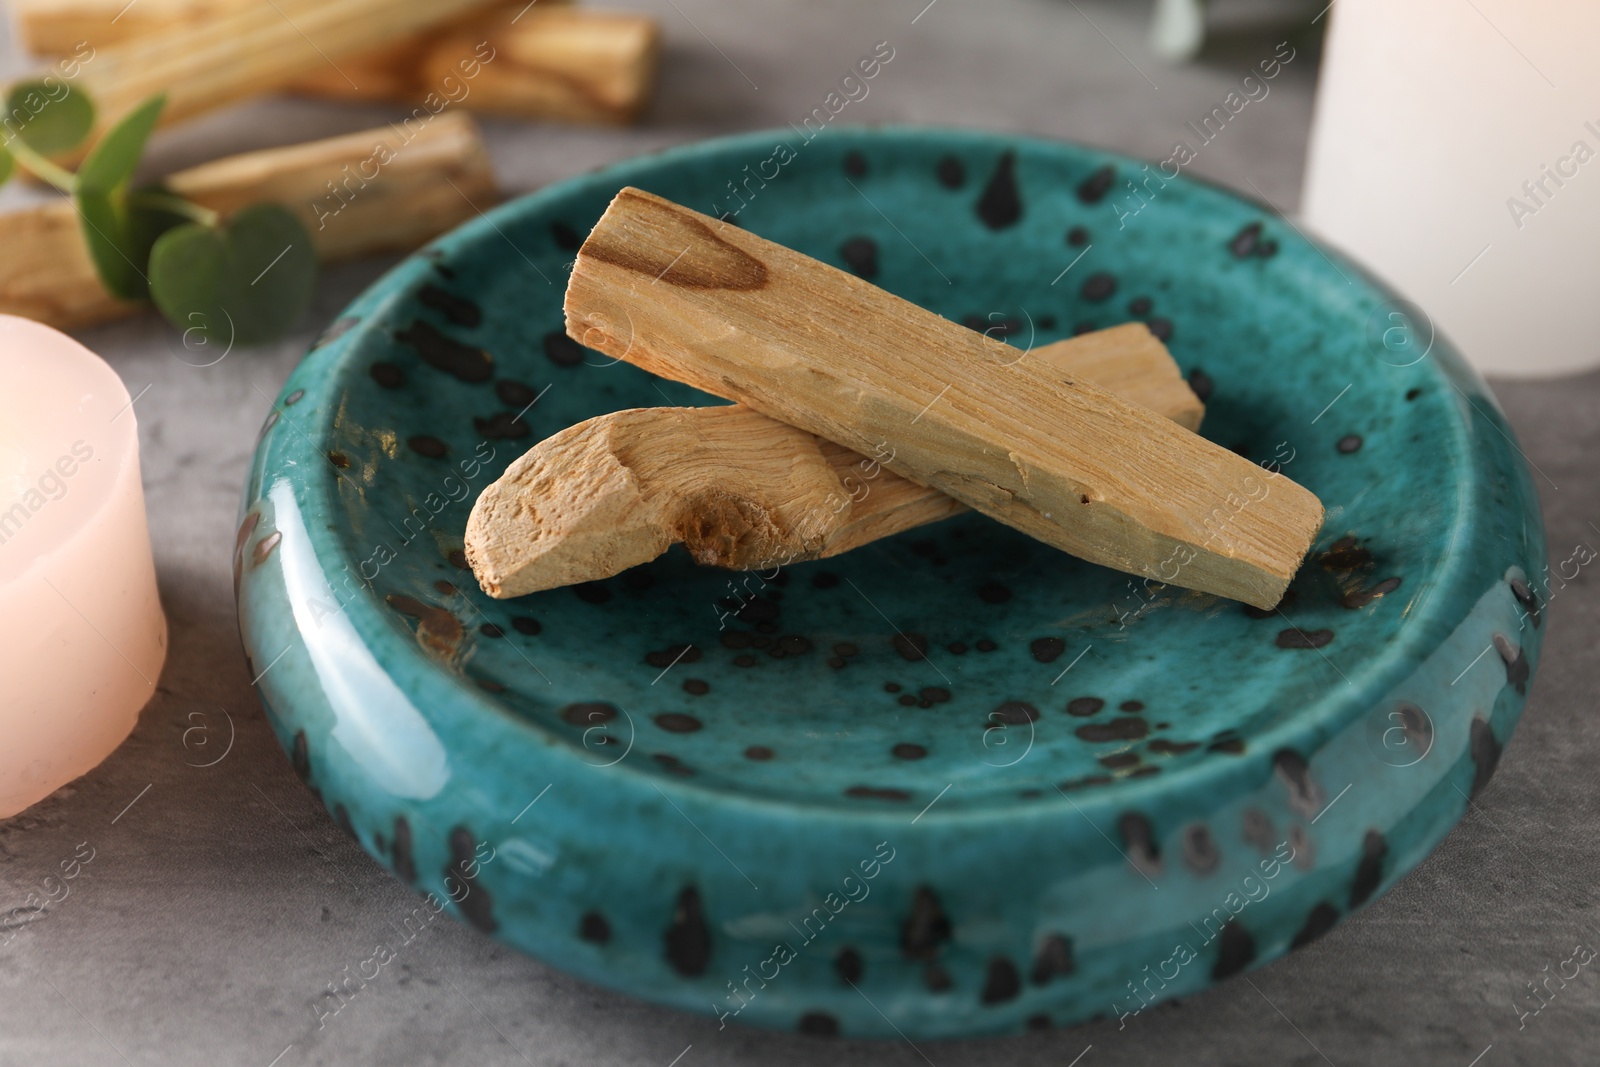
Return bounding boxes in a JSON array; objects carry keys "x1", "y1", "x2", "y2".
[
  {"x1": 31, "y1": 0, "x2": 502, "y2": 154},
  {"x1": 0, "y1": 112, "x2": 496, "y2": 330},
  {"x1": 16, "y1": 2, "x2": 658, "y2": 126},
  {"x1": 466, "y1": 326, "x2": 1204, "y2": 597},
  {"x1": 564, "y1": 188, "x2": 1324, "y2": 609}
]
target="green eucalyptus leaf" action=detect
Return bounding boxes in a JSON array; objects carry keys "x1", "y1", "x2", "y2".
[
  {"x1": 76, "y1": 183, "x2": 187, "y2": 301},
  {"x1": 4, "y1": 79, "x2": 94, "y2": 155},
  {"x1": 0, "y1": 144, "x2": 13, "y2": 187},
  {"x1": 77, "y1": 93, "x2": 165, "y2": 196},
  {"x1": 148, "y1": 203, "x2": 317, "y2": 346},
  {"x1": 72, "y1": 95, "x2": 175, "y2": 303}
]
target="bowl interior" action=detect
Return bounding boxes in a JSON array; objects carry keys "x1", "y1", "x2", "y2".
[{"x1": 312, "y1": 129, "x2": 1459, "y2": 814}]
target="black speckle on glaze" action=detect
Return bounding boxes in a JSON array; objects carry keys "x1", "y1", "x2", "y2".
[
  {"x1": 901, "y1": 887, "x2": 952, "y2": 960},
  {"x1": 1081, "y1": 272, "x2": 1117, "y2": 302},
  {"x1": 1337, "y1": 434, "x2": 1364, "y2": 454},
  {"x1": 579, "y1": 911, "x2": 611, "y2": 944},
  {"x1": 1349, "y1": 830, "x2": 1388, "y2": 908},
  {"x1": 1183, "y1": 824, "x2": 1220, "y2": 875},
  {"x1": 392, "y1": 816, "x2": 416, "y2": 883},
  {"x1": 473, "y1": 412, "x2": 531, "y2": 439},
  {"x1": 893, "y1": 742, "x2": 928, "y2": 760},
  {"x1": 1148, "y1": 317, "x2": 1174, "y2": 342},
  {"x1": 291, "y1": 731, "x2": 311, "y2": 781},
  {"x1": 494, "y1": 379, "x2": 539, "y2": 408},
  {"x1": 1211, "y1": 921, "x2": 1256, "y2": 979},
  {"x1": 1066, "y1": 225, "x2": 1090, "y2": 246},
  {"x1": 664, "y1": 887, "x2": 712, "y2": 976},
  {"x1": 655, "y1": 713, "x2": 703, "y2": 734},
  {"x1": 936, "y1": 155, "x2": 966, "y2": 189},
  {"x1": 835, "y1": 947, "x2": 863, "y2": 984},
  {"x1": 1077, "y1": 718, "x2": 1148, "y2": 742},
  {"x1": 1276, "y1": 627, "x2": 1334, "y2": 650},
  {"x1": 562, "y1": 702, "x2": 616, "y2": 726},
  {"x1": 1030, "y1": 637, "x2": 1065, "y2": 663},
  {"x1": 574, "y1": 581, "x2": 612, "y2": 604},
  {"x1": 1118, "y1": 812, "x2": 1160, "y2": 875},
  {"x1": 550, "y1": 220, "x2": 582, "y2": 250},
  {"x1": 845, "y1": 785, "x2": 911, "y2": 801},
  {"x1": 369, "y1": 361, "x2": 405, "y2": 389},
  {"x1": 1494, "y1": 633, "x2": 1529, "y2": 694},
  {"x1": 1273, "y1": 749, "x2": 1322, "y2": 817},
  {"x1": 1470, "y1": 716, "x2": 1501, "y2": 797},
  {"x1": 1319, "y1": 536, "x2": 1373, "y2": 571},
  {"x1": 1510, "y1": 577, "x2": 1541, "y2": 628},
  {"x1": 543, "y1": 330, "x2": 585, "y2": 368},
  {"x1": 978, "y1": 581, "x2": 1012, "y2": 604},
  {"x1": 1290, "y1": 902, "x2": 1338, "y2": 949},
  {"x1": 798, "y1": 1012, "x2": 840, "y2": 1037},
  {"x1": 407, "y1": 435, "x2": 448, "y2": 459},
  {"x1": 1066, "y1": 696, "x2": 1104, "y2": 717},
  {"x1": 924, "y1": 963, "x2": 953, "y2": 992},
  {"x1": 447, "y1": 826, "x2": 497, "y2": 933},
  {"x1": 1077, "y1": 165, "x2": 1115, "y2": 204},
  {"x1": 843, "y1": 150, "x2": 868, "y2": 177},
  {"x1": 840, "y1": 236, "x2": 878, "y2": 279},
  {"x1": 1228, "y1": 222, "x2": 1262, "y2": 258},
  {"x1": 1188, "y1": 367, "x2": 1214, "y2": 402},
  {"x1": 396, "y1": 320, "x2": 492, "y2": 382},
  {"x1": 980, "y1": 957, "x2": 1021, "y2": 1004},
  {"x1": 892, "y1": 633, "x2": 929, "y2": 661},
  {"x1": 990, "y1": 701, "x2": 1040, "y2": 726},
  {"x1": 1030, "y1": 934, "x2": 1075, "y2": 984},
  {"x1": 1342, "y1": 576, "x2": 1402, "y2": 609},
  {"x1": 419, "y1": 284, "x2": 482, "y2": 328},
  {"x1": 976, "y1": 151, "x2": 1023, "y2": 230}
]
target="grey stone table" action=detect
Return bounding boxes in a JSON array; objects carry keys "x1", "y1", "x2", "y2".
[{"x1": 1, "y1": 1, "x2": 1595, "y2": 1064}]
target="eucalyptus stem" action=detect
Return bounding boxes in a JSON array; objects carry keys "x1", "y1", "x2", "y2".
[
  {"x1": 5, "y1": 137, "x2": 76, "y2": 193},
  {"x1": 127, "y1": 189, "x2": 220, "y2": 227}
]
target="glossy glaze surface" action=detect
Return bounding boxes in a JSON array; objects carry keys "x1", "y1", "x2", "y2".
[{"x1": 236, "y1": 127, "x2": 1545, "y2": 1037}]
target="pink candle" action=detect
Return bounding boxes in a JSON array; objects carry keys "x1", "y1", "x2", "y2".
[{"x1": 0, "y1": 315, "x2": 166, "y2": 818}]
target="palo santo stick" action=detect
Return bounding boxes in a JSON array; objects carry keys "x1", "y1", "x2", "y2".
[
  {"x1": 565, "y1": 188, "x2": 1324, "y2": 609},
  {"x1": 11, "y1": 0, "x2": 564, "y2": 54},
  {"x1": 0, "y1": 112, "x2": 495, "y2": 331},
  {"x1": 466, "y1": 326, "x2": 1204, "y2": 598},
  {"x1": 298, "y1": 9, "x2": 661, "y2": 125},
  {"x1": 16, "y1": 1, "x2": 658, "y2": 126},
  {"x1": 44, "y1": 0, "x2": 501, "y2": 152}
]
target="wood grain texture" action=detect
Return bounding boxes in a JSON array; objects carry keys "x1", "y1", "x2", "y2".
[
  {"x1": 563, "y1": 187, "x2": 1324, "y2": 608},
  {"x1": 466, "y1": 327, "x2": 1203, "y2": 598},
  {"x1": 37, "y1": 0, "x2": 501, "y2": 152},
  {"x1": 0, "y1": 112, "x2": 496, "y2": 330},
  {"x1": 15, "y1": 1, "x2": 657, "y2": 126}
]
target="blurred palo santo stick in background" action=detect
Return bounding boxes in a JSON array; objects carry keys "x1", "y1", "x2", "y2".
[
  {"x1": 15, "y1": 1, "x2": 661, "y2": 126},
  {"x1": 0, "y1": 112, "x2": 496, "y2": 330},
  {"x1": 22, "y1": 0, "x2": 504, "y2": 152},
  {"x1": 10, "y1": 0, "x2": 564, "y2": 51},
  {"x1": 466, "y1": 326, "x2": 1206, "y2": 598}
]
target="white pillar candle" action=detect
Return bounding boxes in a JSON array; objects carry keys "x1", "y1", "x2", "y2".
[
  {"x1": 0, "y1": 315, "x2": 166, "y2": 818},
  {"x1": 1303, "y1": 0, "x2": 1600, "y2": 377}
]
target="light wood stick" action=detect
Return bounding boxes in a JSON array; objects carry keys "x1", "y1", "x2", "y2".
[
  {"x1": 563, "y1": 188, "x2": 1324, "y2": 609},
  {"x1": 0, "y1": 111, "x2": 496, "y2": 330},
  {"x1": 16, "y1": 1, "x2": 658, "y2": 126},
  {"x1": 466, "y1": 326, "x2": 1204, "y2": 598},
  {"x1": 34, "y1": 0, "x2": 502, "y2": 153},
  {"x1": 10, "y1": 0, "x2": 563, "y2": 53}
]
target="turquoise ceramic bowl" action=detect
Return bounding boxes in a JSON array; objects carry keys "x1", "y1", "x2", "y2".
[{"x1": 236, "y1": 127, "x2": 1545, "y2": 1038}]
